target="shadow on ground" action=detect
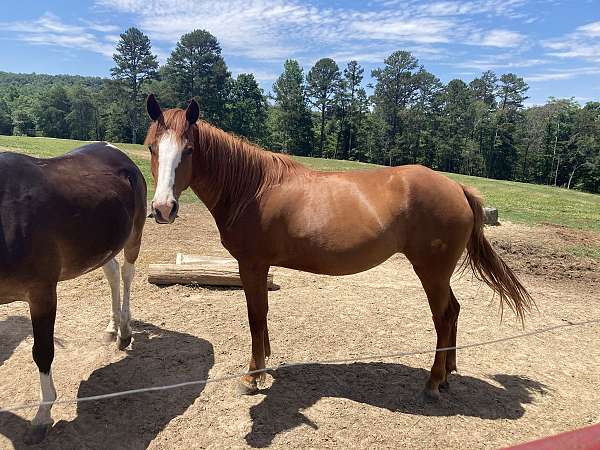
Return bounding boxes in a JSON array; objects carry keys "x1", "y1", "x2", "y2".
[
  {"x1": 246, "y1": 362, "x2": 547, "y2": 447},
  {"x1": 0, "y1": 321, "x2": 214, "y2": 450},
  {"x1": 0, "y1": 316, "x2": 30, "y2": 367}
]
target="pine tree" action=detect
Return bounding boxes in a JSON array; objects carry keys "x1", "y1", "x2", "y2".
[
  {"x1": 272, "y1": 60, "x2": 313, "y2": 156},
  {"x1": 111, "y1": 27, "x2": 158, "y2": 143},
  {"x1": 307, "y1": 58, "x2": 340, "y2": 157},
  {"x1": 163, "y1": 30, "x2": 231, "y2": 125},
  {"x1": 0, "y1": 98, "x2": 12, "y2": 135},
  {"x1": 227, "y1": 73, "x2": 268, "y2": 143},
  {"x1": 35, "y1": 84, "x2": 71, "y2": 138},
  {"x1": 491, "y1": 74, "x2": 529, "y2": 179},
  {"x1": 67, "y1": 84, "x2": 96, "y2": 140},
  {"x1": 371, "y1": 51, "x2": 421, "y2": 165}
]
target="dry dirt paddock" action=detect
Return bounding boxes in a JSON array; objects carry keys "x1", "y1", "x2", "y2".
[{"x1": 1, "y1": 203, "x2": 599, "y2": 450}]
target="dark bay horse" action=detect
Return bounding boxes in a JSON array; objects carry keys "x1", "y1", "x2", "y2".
[
  {"x1": 0, "y1": 142, "x2": 146, "y2": 443},
  {"x1": 144, "y1": 95, "x2": 533, "y2": 398}
]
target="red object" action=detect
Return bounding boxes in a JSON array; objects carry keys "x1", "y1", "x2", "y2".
[{"x1": 506, "y1": 423, "x2": 600, "y2": 450}]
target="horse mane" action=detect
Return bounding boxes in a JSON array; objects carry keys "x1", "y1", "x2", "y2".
[{"x1": 195, "y1": 119, "x2": 305, "y2": 227}]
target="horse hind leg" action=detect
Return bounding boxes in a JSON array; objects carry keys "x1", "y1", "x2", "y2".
[
  {"x1": 102, "y1": 258, "x2": 121, "y2": 342},
  {"x1": 118, "y1": 258, "x2": 135, "y2": 350},
  {"x1": 117, "y1": 223, "x2": 143, "y2": 350},
  {"x1": 414, "y1": 267, "x2": 458, "y2": 401},
  {"x1": 443, "y1": 289, "x2": 460, "y2": 384}
]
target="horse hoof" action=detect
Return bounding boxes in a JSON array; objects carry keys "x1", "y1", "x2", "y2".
[
  {"x1": 23, "y1": 423, "x2": 52, "y2": 445},
  {"x1": 237, "y1": 379, "x2": 259, "y2": 396},
  {"x1": 439, "y1": 381, "x2": 450, "y2": 392},
  {"x1": 422, "y1": 387, "x2": 441, "y2": 402},
  {"x1": 103, "y1": 331, "x2": 117, "y2": 343},
  {"x1": 117, "y1": 335, "x2": 131, "y2": 350}
]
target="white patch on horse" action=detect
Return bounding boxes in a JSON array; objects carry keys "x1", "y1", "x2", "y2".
[
  {"x1": 102, "y1": 258, "x2": 121, "y2": 337},
  {"x1": 152, "y1": 130, "x2": 186, "y2": 214},
  {"x1": 31, "y1": 371, "x2": 57, "y2": 426},
  {"x1": 349, "y1": 183, "x2": 385, "y2": 230},
  {"x1": 119, "y1": 261, "x2": 135, "y2": 344},
  {"x1": 105, "y1": 142, "x2": 121, "y2": 150}
]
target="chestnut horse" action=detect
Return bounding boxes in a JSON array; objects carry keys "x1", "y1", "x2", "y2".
[
  {"x1": 0, "y1": 143, "x2": 146, "y2": 443},
  {"x1": 144, "y1": 95, "x2": 533, "y2": 398}
]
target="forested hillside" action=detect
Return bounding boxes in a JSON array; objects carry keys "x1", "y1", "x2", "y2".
[{"x1": 0, "y1": 27, "x2": 598, "y2": 193}]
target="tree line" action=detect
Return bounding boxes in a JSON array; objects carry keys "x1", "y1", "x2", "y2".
[{"x1": 0, "y1": 27, "x2": 598, "y2": 193}]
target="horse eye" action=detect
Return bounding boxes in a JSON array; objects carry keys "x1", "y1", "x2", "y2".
[
  {"x1": 183, "y1": 148, "x2": 193, "y2": 157},
  {"x1": 147, "y1": 145, "x2": 153, "y2": 154}
]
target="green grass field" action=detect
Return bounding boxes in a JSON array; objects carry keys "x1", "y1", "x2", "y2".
[{"x1": 1, "y1": 134, "x2": 599, "y2": 233}]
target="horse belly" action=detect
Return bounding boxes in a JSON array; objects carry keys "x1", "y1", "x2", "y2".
[
  {"x1": 0, "y1": 283, "x2": 27, "y2": 304},
  {"x1": 56, "y1": 221, "x2": 130, "y2": 280},
  {"x1": 278, "y1": 224, "x2": 399, "y2": 276},
  {"x1": 58, "y1": 248, "x2": 119, "y2": 280},
  {"x1": 282, "y1": 248, "x2": 396, "y2": 276},
  {"x1": 55, "y1": 202, "x2": 133, "y2": 280}
]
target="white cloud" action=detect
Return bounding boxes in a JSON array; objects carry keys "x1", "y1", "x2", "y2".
[
  {"x1": 542, "y1": 21, "x2": 600, "y2": 63},
  {"x1": 0, "y1": 0, "x2": 539, "y2": 70},
  {"x1": 1, "y1": 12, "x2": 115, "y2": 58},
  {"x1": 525, "y1": 67, "x2": 599, "y2": 82},
  {"x1": 475, "y1": 29, "x2": 526, "y2": 48},
  {"x1": 231, "y1": 68, "x2": 278, "y2": 82},
  {"x1": 577, "y1": 21, "x2": 600, "y2": 37},
  {"x1": 95, "y1": 0, "x2": 531, "y2": 62},
  {"x1": 80, "y1": 19, "x2": 121, "y2": 33},
  {"x1": 97, "y1": 0, "x2": 309, "y2": 60},
  {"x1": 453, "y1": 57, "x2": 548, "y2": 71},
  {"x1": 384, "y1": 0, "x2": 530, "y2": 19},
  {"x1": 350, "y1": 18, "x2": 453, "y2": 44}
]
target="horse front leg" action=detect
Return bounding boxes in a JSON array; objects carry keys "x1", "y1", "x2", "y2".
[
  {"x1": 25, "y1": 283, "x2": 58, "y2": 445},
  {"x1": 238, "y1": 263, "x2": 270, "y2": 395}
]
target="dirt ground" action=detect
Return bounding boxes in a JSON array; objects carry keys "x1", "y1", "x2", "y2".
[{"x1": 1, "y1": 203, "x2": 599, "y2": 449}]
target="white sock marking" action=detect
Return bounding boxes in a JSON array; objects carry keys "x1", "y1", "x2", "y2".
[
  {"x1": 31, "y1": 371, "x2": 56, "y2": 426},
  {"x1": 120, "y1": 261, "x2": 135, "y2": 340},
  {"x1": 102, "y1": 258, "x2": 121, "y2": 334}
]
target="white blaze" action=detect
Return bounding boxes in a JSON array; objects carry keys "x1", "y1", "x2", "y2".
[{"x1": 152, "y1": 130, "x2": 186, "y2": 212}]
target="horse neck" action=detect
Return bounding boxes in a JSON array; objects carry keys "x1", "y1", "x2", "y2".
[{"x1": 188, "y1": 122, "x2": 301, "y2": 228}]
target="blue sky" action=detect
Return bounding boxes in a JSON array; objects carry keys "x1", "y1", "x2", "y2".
[{"x1": 1, "y1": 0, "x2": 599, "y2": 105}]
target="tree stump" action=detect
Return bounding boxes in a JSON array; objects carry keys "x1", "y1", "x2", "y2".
[{"x1": 483, "y1": 207, "x2": 499, "y2": 226}]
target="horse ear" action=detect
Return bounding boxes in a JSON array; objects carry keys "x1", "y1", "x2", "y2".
[
  {"x1": 186, "y1": 99, "x2": 200, "y2": 124},
  {"x1": 147, "y1": 94, "x2": 162, "y2": 121}
]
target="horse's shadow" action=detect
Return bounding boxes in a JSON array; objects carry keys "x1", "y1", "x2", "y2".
[
  {"x1": 0, "y1": 315, "x2": 30, "y2": 367},
  {"x1": 246, "y1": 362, "x2": 547, "y2": 447},
  {"x1": 0, "y1": 321, "x2": 214, "y2": 449}
]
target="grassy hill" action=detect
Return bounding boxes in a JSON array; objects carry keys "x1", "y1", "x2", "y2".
[{"x1": 1, "y1": 134, "x2": 599, "y2": 233}]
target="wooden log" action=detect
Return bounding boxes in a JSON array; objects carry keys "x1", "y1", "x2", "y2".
[
  {"x1": 148, "y1": 261, "x2": 276, "y2": 290},
  {"x1": 176, "y1": 253, "x2": 237, "y2": 266}
]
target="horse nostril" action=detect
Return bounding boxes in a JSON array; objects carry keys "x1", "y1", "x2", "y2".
[
  {"x1": 170, "y1": 201, "x2": 179, "y2": 220},
  {"x1": 153, "y1": 207, "x2": 164, "y2": 222}
]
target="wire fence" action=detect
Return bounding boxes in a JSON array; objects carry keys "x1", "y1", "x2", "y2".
[{"x1": 1, "y1": 317, "x2": 598, "y2": 414}]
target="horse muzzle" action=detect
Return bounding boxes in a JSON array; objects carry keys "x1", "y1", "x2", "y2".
[{"x1": 152, "y1": 200, "x2": 179, "y2": 224}]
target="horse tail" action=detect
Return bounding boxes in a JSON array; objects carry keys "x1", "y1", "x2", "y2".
[{"x1": 461, "y1": 185, "x2": 534, "y2": 323}]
